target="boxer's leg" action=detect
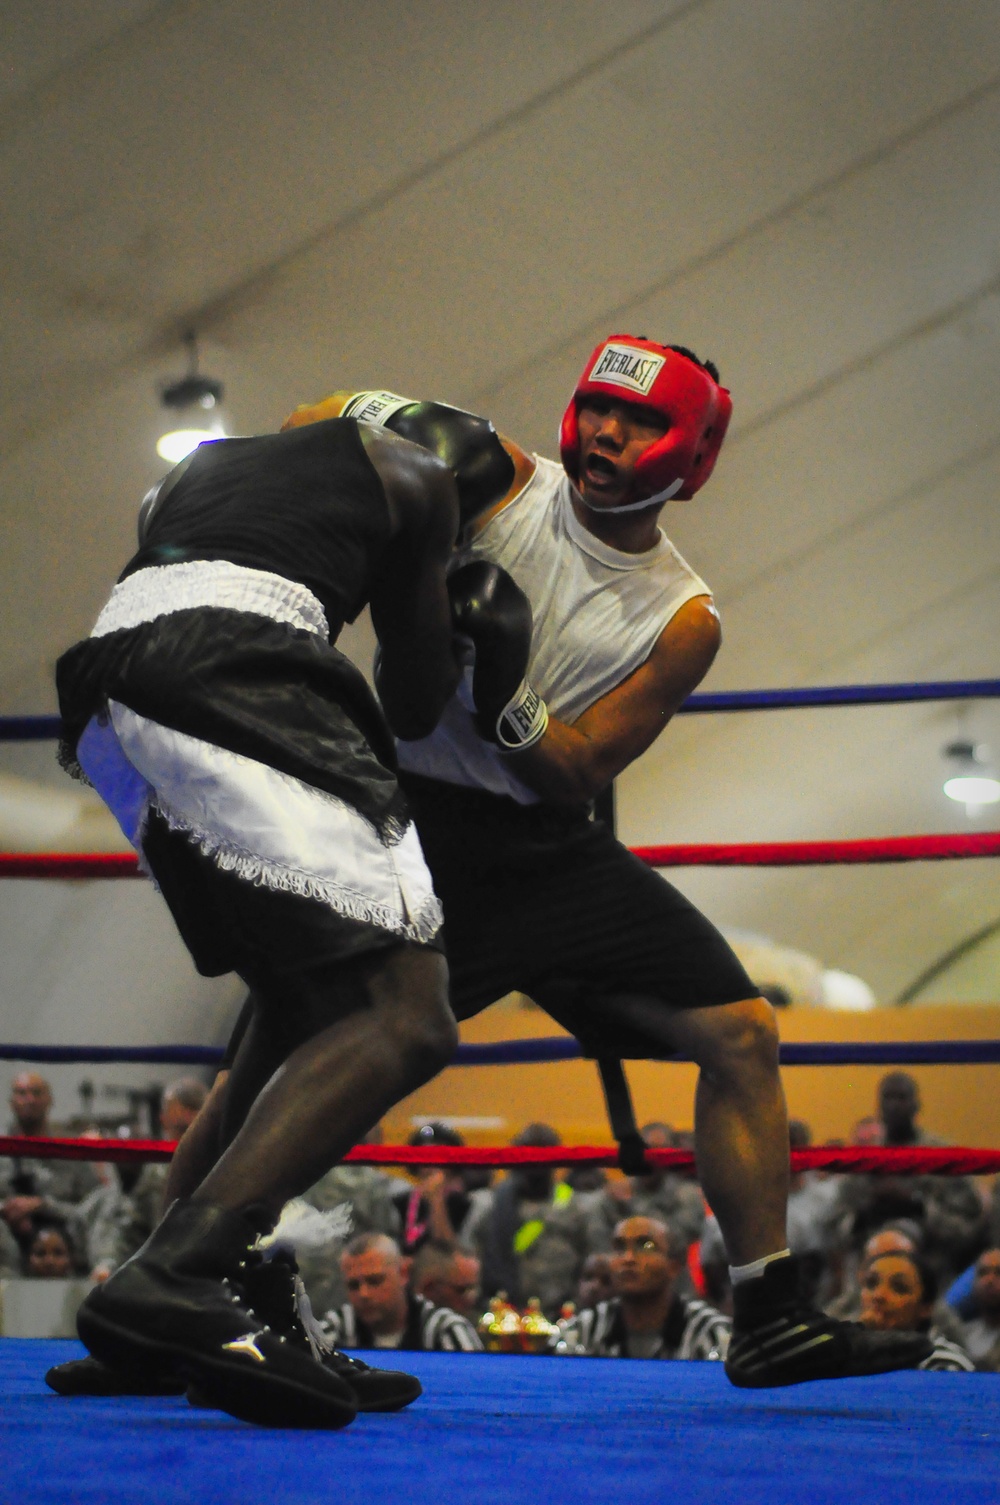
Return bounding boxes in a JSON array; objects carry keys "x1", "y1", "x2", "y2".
[
  {"x1": 575, "y1": 989, "x2": 788, "y2": 1268},
  {"x1": 76, "y1": 944, "x2": 454, "y2": 1425},
  {"x1": 197, "y1": 943, "x2": 456, "y2": 1214},
  {"x1": 162, "y1": 1069, "x2": 229, "y2": 1207},
  {"x1": 429, "y1": 812, "x2": 931, "y2": 1385}
]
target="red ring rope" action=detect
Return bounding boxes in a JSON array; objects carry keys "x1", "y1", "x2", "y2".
[
  {"x1": 0, "y1": 854, "x2": 142, "y2": 878},
  {"x1": 2, "y1": 1135, "x2": 998, "y2": 1175},
  {"x1": 2, "y1": 832, "x2": 999, "y2": 879},
  {"x1": 632, "y1": 832, "x2": 1000, "y2": 867}
]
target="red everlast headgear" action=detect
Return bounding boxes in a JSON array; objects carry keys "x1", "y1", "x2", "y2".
[{"x1": 559, "y1": 335, "x2": 732, "y2": 508}]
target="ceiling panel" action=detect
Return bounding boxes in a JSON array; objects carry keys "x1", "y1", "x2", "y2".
[
  {"x1": 0, "y1": 0, "x2": 161, "y2": 107},
  {"x1": 0, "y1": 0, "x2": 676, "y2": 447}
]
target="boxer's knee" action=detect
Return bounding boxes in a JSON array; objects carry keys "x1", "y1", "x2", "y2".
[
  {"x1": 374, "y1": 946, "x2": 458, "y2": 1084},
  {"x1": 397, "y1": 990, "x2": 459, "y2": 1083},
  {"x1": 687, "y1": 995, "x2": 779, "y2": 1084}
]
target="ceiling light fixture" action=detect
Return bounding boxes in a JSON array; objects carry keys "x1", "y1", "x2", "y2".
[
  {"x1": 942, "y1": 739, "x2": 1000, "y2": 816},
  {"x1": 156, "y1": 330, "x2": 227, "y2": 463}
]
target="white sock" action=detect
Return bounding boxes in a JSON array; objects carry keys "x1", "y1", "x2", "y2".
[{"x1": 729, "y1": 1248, "x2": 791, "y2": 1285}]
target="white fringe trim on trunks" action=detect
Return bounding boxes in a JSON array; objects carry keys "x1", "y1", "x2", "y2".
[
  {"x1": 75, "y1": 706, "x2": 442, "y2": 945},
  {"x1": 91, "y1": 560, "x2": 329, "y2": 640}
]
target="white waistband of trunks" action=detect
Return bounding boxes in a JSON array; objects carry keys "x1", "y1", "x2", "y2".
[{"x1": 91, "y1": 560, "x2": 330, "y2": 640}]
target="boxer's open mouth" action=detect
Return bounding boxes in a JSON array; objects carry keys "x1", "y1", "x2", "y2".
[{"x1": 585, "y1": 454, "x2": 618, "y2": 481}]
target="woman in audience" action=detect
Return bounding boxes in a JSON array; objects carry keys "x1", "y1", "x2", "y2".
[
  {"x1": 858, "y1": 1249, "x2": 974, "y2": 1372},
  {"x1": 24, "y1": 1217, "x2": 77, "y2": 1278}
]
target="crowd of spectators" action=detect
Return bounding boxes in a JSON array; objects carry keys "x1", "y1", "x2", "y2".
[
  {"x1": 2, "y1": 1068, "x2": 999, "y2": 1373},
  {"x1": 0, "y1": 1070, "x2": 207, "y2": 1287}
]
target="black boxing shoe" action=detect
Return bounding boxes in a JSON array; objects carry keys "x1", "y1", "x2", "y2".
[
  {"x1": 724, "y1": 1254, "x2": 932, "y2": 1389},
  {"x1": 76, "y1": 1199, "x2": 357, "y2": 1429},
  {"x1": 237, "y1": 1247, "x2": 422, "y2": 1413},
  {"x1": 45, "y1": 1354, "x2": 185, "y2": 1398}
]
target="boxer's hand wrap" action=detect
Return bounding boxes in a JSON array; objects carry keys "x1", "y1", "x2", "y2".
[
  {"x1": 447, "y1": 562, "x2": 549, "y2": 754},
  {"x1": 342, "y1": 390, "x2": 515, "y2": 526},
  {"x1": 340, "y1": 390, "x2": 416, "y2": 427},
  {"x1": 494, "y1": 677, "x2": 549, "y2": 752}
]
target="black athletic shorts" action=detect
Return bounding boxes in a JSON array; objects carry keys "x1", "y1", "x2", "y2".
[{"x1": 399, "y1": 773, "x2": 756, "y2": 1057}]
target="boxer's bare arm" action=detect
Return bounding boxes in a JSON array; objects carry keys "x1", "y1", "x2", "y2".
[
  {"x1": 509, "y1": 595, "x2": 721, "y2": 805},
  {"x1": 363, "y1": 430, "x2": 463, "y2": 740},
  {"x1": 280, "y1": 392, "x2": 353, "y2": 428}
]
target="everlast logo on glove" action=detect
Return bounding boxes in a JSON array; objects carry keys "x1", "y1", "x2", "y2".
[
  {"x1": 589, "y1": 344, "x2": 666, "y2": 397},
  {"x1": 497, "y1": 679, "x2": 548, "y2": 753},
  {"x1": 341, "y1": 390, "x2": 414, "y2": 427}
]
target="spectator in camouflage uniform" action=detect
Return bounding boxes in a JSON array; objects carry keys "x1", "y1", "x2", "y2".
[
  {"x1": 830, "y1": 1073, "x2": 986, "y2": 1286},
  {"x1": 91, "y1": 1077, "x2": 208, "y2": 1278},
  {"x1": 581, "y1": 1122, "x2": 705, "y2": 1266},
  {"x1": 960, "y1": 1248, "x2": 1000, "y2": 1372},
  {"x1": 1, "y1": 1073, "x2": 100, "y2": 1257},
  {"x1": 465, "y1": 1123, "x2": 589, "y2": 1318}
]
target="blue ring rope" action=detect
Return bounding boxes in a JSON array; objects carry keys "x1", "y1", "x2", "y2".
[
  {"x1": 677, "y1": 678, "x2": 1000, "y2": 714},
  {"x1": 0, "y1": 715, "x2": 61, "y2": 741},
  {"x1": 3, "y1": 678, "x2": 999, "y2": 742},
  {"x1": 2, "y1": 1038, "x2": 999, "y2": 1067}
]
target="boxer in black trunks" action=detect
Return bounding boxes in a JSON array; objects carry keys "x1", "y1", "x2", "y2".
[
  {"x1": 278, "y1": 344, "x2": 931, "y2": 1388},
  {"x1": 51, "y1": 413, "x2": 499, "y2": 1427}
]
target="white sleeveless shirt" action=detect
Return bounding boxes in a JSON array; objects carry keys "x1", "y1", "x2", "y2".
[{"x1": 397, "y1": 455, "x2": 711, "y2": 804}]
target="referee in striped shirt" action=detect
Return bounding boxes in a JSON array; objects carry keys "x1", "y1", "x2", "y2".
[
  {"x1": 554, "y1": 1216, "x2": 730, "y2": 1361},
  {"x1": 320, "y1": 1232, "x2": 484, "y2": 1353}
]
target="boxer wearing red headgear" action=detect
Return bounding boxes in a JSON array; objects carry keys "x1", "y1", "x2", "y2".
[
  {"x1": 560, "y1": 335, "x2": 732, "y2": 511},
  {"x1": 197, "y1": 356, "x2": 929, "y2": 1391},
  {"x1": 380, "y1": 347, "x2": 927, "y2": 1386}
]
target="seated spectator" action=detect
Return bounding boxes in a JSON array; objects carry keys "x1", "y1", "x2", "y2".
[
  {"x1": 850, "y1": 1114, "x2": 883, "y2": 1147},
  {"x1": 1, "y1": 1072, "x2": 100, "y2": 1255},
  {"x1": 555, "y1": 1216, "x2": 729, "y2": 1360},
  {"x1": 582, "y1": 1122, "x2": 705, "y2": 1268},
  {"x1": 576, "y1": 1252, "x2": 614, "y2": 1311},
  {"x1": 828, "y1": 1222, "x2": 922, "y2": 1321},
  {"x1": 98, "y1": 1076, "x2": 208, "y2": 1278},
  {"x1": 394, "y1": 1123, "x2": 473, "y2": 1255},
  {"x1": 0, "y1": 1215, "x2": 20, "y2": 1277},
  {"x1": 960, "y1": 1247, "x2": 1000, "y2": 1371},
  {"x1": 786, "y1": 1119, "x2": 839, "y2": 1301},
  {"x1": 561, "y1": 1166, "x2": 609, "y2": 1245},
  {"x1": 299, "y1": 1129, "x2": 404, "y2": 1315},
  {"x1": 830, "y1": 1073, "x2": 985, "y2": 1286},
  {"x1": 877, "y1": 1072, "x2": 943, "y2": 1148},
  {"x1": 700, "y1": 1119, "x2": 838, "y2": 1316},
  {"x1": 697, "y1": 1215, "x2": 732, "y2": 1316},
  {"x1": 859, "y1": 1248, "x2": 975, "y2": 1371},
  {"x1": 827, "y1": 1225, "x2": 968, "y2": 1344},
  {"x1": 321, "y1": 1233, "x2": 483, "y2": 1352},
  {"x1": 566, "y1": 1165, "x2": 607, "y2": 1196},
  {"x1": 73, "y1": 1175, "x2": 129, "y2": 1284},
  {"x1": 24, "y1": 1217, "x2": 78, "y2": 1279},
  {"x1": 466, "y1": 1123, "x2": 589, "y2": 1318},
  {"x1": 410, "y1": 1239, "x2": 481, "y2": 1321}
]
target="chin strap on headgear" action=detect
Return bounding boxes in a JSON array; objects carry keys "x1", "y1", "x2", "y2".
[{"x1": 559, "y1": 335, "x2": 732, "y2": 508}]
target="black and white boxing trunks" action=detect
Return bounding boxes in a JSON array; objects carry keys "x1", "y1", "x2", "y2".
[{"x1": 56, "y1": 561, "x2": 442, "y2": 978}]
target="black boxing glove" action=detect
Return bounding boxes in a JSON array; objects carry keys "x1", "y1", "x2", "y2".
[
  {"x1": 340, "y1": 391, "x2": 514, "y2": 527},
  {"x1": 447, "y1": 561, "x2": 549, "y2": 752}
]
